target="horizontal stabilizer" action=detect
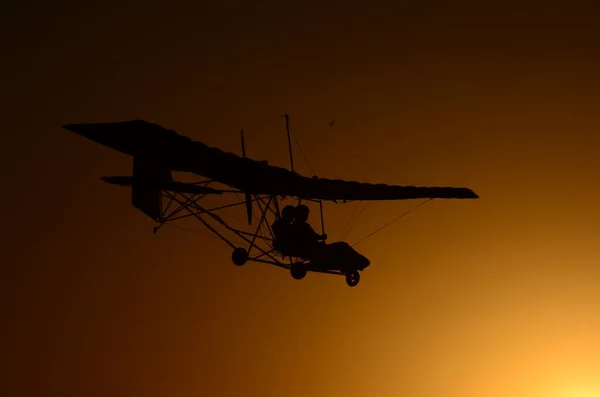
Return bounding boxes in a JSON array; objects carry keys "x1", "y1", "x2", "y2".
[
  {"x1": 101, "y1": 176, "x2": 135, "y2": 186},
  {"x1": 101, "y1": 176, "x2": 222, "y2": 195}
]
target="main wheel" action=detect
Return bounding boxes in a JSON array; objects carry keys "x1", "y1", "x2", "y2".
[
  {"x1": 232, "y1": 248, "x2": 248, "y2": 266},
  {"x1": 290, "y1": 263, "x2": 307, "y2": 280},
  {"x1": 345, "y1": 270, "x2": 360, "y2": 287}
]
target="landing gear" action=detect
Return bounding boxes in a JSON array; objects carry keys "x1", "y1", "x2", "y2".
[
  {"x1": 345, "y1": 270, "x2": 360, "y2": 287},
  {"x1": 232, "y1": 248, "x2": 248, "y2": 266},
  {"x1": 290, "y1": 263, "x2": 307, "y2": 280}
]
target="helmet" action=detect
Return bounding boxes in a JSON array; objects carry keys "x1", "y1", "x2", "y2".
[
  {"x1": 295, "y1": 204, "x2": 309, "y2": 222},
  {"x1": 281, "y1": 205, "x2": 296, "y2": 221}
]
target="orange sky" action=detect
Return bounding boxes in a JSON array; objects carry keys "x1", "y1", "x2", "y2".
[{"x1": 3, "y1": 2, "x2": 600, "y2": 397}]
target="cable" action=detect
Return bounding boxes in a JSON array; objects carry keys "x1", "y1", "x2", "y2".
[
  {"x1": 341, "y1": 202, "x2": 369, "y2": 241},
  {"x1": 163, "y1": 222, "x2": 226, "y2": 241},
  {"x1": 289, "y1": 122, "x2": 316, "y2": 176},
  {"x1": 350, "y1": 199, "x2": 433, "y2": 247},
  {"x1": 319, "y1": 131, "x2": 383, "y2": 172},
  {"x1": 339, "y1": 202, "x2": 362, "y2": 241}
]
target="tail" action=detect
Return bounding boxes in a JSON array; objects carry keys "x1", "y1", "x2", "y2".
[
  {"x1": 131, "y1": 153, "x2": 171, "y2": 220},
  {"x1": 101, "y1": 154, "x2": 171, "y2": 221},
  {"x1": 102, "y1": 155, "x2": 224, "y2": 221}
]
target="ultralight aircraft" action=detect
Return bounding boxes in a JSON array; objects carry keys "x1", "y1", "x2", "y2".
[{"x1": 63, "y1": 116, "x2": 478, "y2": 287}]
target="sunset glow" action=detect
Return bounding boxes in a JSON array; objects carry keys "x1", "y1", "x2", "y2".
[{"x1": 4, "y1": 2, "x2": 600, "y2": 397}]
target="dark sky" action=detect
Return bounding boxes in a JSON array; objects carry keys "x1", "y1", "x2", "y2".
[{"x1": 4, "y1": 2, "x2": 600, "y2": 397}]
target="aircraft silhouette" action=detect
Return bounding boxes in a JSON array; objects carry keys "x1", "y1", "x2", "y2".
[{"x1": 63, "y1": 116, "x2": 478, "y2": 287}]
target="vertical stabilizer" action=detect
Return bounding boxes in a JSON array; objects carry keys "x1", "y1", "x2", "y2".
[{"x1": 131, "y1": 153, "x2": 171, "y2": 220}]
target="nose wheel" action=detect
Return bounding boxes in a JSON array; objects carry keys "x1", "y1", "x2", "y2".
[{"x1": 345, "y1": 270, "x2": 360, "y2": 287}]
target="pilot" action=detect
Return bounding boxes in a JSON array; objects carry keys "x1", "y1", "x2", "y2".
[
  {"x1": 290, "y1": 204, "x2": 327, "y2": 257},
  {"x1": 272, "y1": 205, "x2": 296, "y2": 254}
]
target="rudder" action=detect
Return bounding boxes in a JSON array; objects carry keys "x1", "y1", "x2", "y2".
[{"x1": 131, "y1": 153, "x2": 171, "y2": 220}]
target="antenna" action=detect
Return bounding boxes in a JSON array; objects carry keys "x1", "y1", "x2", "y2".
[{"x1": 283, "y1": 113, "x2": 295, "y2": 172}]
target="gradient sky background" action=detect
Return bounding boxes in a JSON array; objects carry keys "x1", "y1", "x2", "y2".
[{"x1": 3, "y1": 1, "x2": 600, "y2": 397}]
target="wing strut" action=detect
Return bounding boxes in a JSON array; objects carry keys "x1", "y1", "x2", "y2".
[
  {"x1": 319, "y1": 199, "x2": 325, "y2": 235},
  {"x1": 241, "y1": 129, "x2": 252, "y2": 225},
  {"x1": 283, "y1": 113, "x2": 295, "y2": 172}
]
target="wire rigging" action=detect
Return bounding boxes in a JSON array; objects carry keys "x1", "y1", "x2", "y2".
[
  {"x1": 288, "y1": 117, "x2": 383, "y2": 179},
  {"x1": 351, "y1": 199, "x2": 433, "y2": 247},
  {"x1": 340, "y1": 202, "x2": 362, "y2": 241},
  {"x1": 163, "y1": 222, "x2": 244, "y2": 246},
  {"x1": 319, "y1": 129, "x2": 383, "y2": 172},
  {"x1": 340, "y1": 202, "x2": 369, "y2": 241},
  {"x1": 288, "y1": 122, "x2": 316, "y2": 176},
  {"x1": 286, "y1": 117, "x2": 423, "y2": 247}
]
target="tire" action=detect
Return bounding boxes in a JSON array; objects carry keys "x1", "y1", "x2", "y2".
[
  {"x1": 290, "y1": 263, "x2": 307, "y2": 280},
  {"x1": 345, "y1": 270, "x2": 360, "y2": 287},
  {"x1": 232, "y1": 248, "x2": 248, "y2": 266}
]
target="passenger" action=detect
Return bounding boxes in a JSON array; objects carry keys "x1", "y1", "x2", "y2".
[
  {"x1": 271, "y1": 205, "x2": 296, "y2": 254},
  {"x1": 290, "y1": 204, "x2": 327, "y2": 257}
]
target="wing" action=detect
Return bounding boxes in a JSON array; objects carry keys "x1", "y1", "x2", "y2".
[
  {"x1": 282, "y1": 178, "x2": 478, "y2": 201},
  {"x1": 64, "y1": 120, "x2": 479, "y2": 201},
  {"x1": 232, "y1": 171, "x2": 478, "y2": 201},
  {"x1": 63, "y1": 120, "x2": 191, "y2": 156}
]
